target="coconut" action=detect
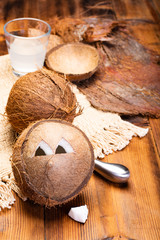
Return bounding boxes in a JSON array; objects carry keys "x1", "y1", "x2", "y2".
[
  {"x1": 6, "y1": 69, "x2": 78, "y2": 133},
  {"x1": 11, "y1": 119, "x2": 95, "y2": 207},
  {"x1": 46, "y1": 43, "x2": 99, "y2": 82},
  {"x1": 47, "y1": 34, "x2": 64, "y2": 53}
]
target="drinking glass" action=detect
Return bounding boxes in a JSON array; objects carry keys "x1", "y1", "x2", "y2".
[{"x1": 4, "y1": 17, "x2": 51, "y2": 76}]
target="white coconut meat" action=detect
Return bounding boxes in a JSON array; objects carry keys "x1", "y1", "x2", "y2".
[
  {"x1": 68, "y1": 205, "x2": 88, "y2": 223},
  {"x1": 56, "y1": 138, "x2": 74, "y2": 154},
  {"x1": 33, "y1": 138, "x2": 74, "y2": 156},
  {"x1": 34, "y1": 140, "x2": 53, "y2": 157}
]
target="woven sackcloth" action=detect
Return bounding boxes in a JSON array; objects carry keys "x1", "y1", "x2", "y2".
[{"x1": 0, "y1": 54, "x2": 148, "y2": 211}]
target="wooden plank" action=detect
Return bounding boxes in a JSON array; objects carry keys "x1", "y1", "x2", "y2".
[
  {"x1": 0, "y1": 193, "x2": 44, "y2": 240},
  {"x1": 145, "y1": 0, "x2": 160, "y2": 24},
  {"x1": 150, "y1": 119, "x2": 160, "y2": 160},
  {"x1": 107, "y1": 133, "x2": 160, "y2": 240},
  {"x1": 113, "y1": 0, "x2": 154, "y2": 21},
  {"x1": 45, "y1": 178, "x2": 106, "y2": 240},
  {"x1": 0, "y1": 1, "x2": 159, "y2": 240}
]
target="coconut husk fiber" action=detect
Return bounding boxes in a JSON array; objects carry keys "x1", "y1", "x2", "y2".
[
  {"x1": 6, "y1": 68, "x2": 78, "y2": 133},
  {"x1": 48, "y1": 17, "x2": 160, "y2": 118},
  {"x1": 0, "y1": 54, "x2": 148, "y2": 210}
]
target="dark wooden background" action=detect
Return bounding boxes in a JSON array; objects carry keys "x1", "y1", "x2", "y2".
[{"x1": 0, "y1": 0, "x2": 160, "y2": 240}]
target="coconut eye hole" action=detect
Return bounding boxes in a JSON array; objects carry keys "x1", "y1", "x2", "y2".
[
  {"x1": 35, "y1": 140, "x2": 53, "y2": 156},
  {"x1": 55, "y1": 138, "x2": 73, "y2": 154}
]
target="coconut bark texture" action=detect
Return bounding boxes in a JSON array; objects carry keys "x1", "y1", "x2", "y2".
[
  {"x1": 6, "y1": 69, "x2": 78, "y2": 133},
  {"x1": 76, "y1": 32, "x2": 160, "y2": 117},
  {"x1": 48, "y1": 17, "x2": 160, "y2": 118},
  {"x1": 11, "y1": 119, "x2": 95, "y2": 207}
]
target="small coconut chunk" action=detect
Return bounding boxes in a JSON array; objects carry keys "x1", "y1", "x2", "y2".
[{"x1": 68, "y1": 205, "x2": 88, "y2": 223}]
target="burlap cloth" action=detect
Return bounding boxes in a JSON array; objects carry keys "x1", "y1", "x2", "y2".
[{"x1": 0, "y1": 54, "x2": 148, "y2": 211}]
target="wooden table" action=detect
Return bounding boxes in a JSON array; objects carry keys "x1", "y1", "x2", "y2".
[{"x1": 0, "y1": 1, "x2": 160, "y2": 239}]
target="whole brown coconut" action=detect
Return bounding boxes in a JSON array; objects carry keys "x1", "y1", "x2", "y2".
[
  {"x1": 11, "y1": 119, "x2": 95, "y2": 207},
  {"x1": 6, "y1": 69, "x2": 77, "y2": 133}
]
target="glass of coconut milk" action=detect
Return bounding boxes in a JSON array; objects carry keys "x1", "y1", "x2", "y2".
[{"x1": 4, "y1": 18, "x2": 51, "y2": 76}]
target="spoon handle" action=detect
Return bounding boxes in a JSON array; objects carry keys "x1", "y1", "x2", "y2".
[{"x1": 94, "y1": 159, "x2": 130, "y2": 183}]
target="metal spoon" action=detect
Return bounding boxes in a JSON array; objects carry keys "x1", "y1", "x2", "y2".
[{"x1": 94, "y1": 159, "x2": 130, "y2": 183}]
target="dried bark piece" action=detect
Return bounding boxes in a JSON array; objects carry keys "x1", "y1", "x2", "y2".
[
  {"x1": 77, "y1": 31, "x2": 160, "y2": 118},
  {"x1": 48, "y1": 17, "x2": 125, "y2": 43},
  {"x1": 48, "y1": 17, "x2": 160, "y2": 117}
]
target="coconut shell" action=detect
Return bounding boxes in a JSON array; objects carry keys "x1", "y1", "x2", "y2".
[
  {"x1": 6, "y1": 69, "x2": 78, "y2": 133},
  {"x1": 11, "y1": 119, "x2": 95, "y2": 207},
  {"x1": 46, "y1": 43, "x2": 99, "y2": 82}
]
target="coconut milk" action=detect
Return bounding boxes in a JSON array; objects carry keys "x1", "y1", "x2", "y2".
[{"x1": 9, "y1": 38, "x2": 46, "y2": 75}]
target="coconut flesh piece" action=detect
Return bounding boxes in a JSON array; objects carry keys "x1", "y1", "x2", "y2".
[
  {"x1": 11, "y1": 119, "x2": 95, "y2": 207},
  {"x1": 34, "y1": 138, "x2": 74, "y2": 157},
  {"x1": 46, "y1": 43, "x2": 99, "y2": 82},
  {"x1": 68, "y1": 205, "x2": 88, "y2": 223}
]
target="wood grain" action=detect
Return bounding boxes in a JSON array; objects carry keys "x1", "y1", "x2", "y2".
[
  {"x1": 0, "y1": 194, "x2": 44, "y2": 240},
  {"x1": 0, "y1": 0, "x2": 159, "y2": 240}
]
